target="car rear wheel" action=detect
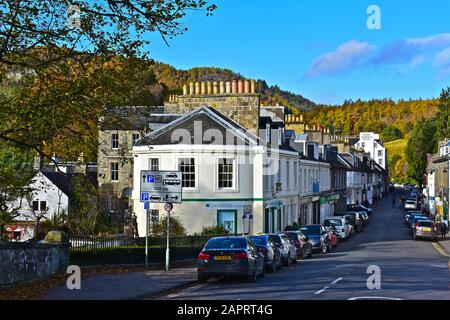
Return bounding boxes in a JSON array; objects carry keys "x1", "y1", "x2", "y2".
[
  {"x1": 269, "y1": 260, "x2": 276, "y2": 273},
  {"x1": 248, "y1": 266, "x2": 257, "y2": 282},
  {"x1": 302, "y1": 249, "x2": 307, "y2": 259},
  {"x1": 283, "y1": 254, "x2": 291, "y2": 266},
  {"x1": 198, "y1": 273, "x2": 208, "y2": 283}
]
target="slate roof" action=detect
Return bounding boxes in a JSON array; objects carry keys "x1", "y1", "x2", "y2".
[
  {"x1": 140, "y1": 106, "x2": 259, "y2": 147},
  {"x1": 42, "y1": 172, "x2": 71, "y2": 196}
]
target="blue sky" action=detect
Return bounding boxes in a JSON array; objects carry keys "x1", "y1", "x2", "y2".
[{"x1": 145, "y1": 0, "x2": 450, "y2": 105}]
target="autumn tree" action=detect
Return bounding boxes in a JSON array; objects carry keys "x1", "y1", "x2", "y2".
[
  {"x1": 405, "y1": 118, "x2": 437, "y2": 186},
  {"x1": 0, "y1": 0, "x2": 217, "y2": 164},
  {"x1": 435, "y1": 87, "x2": 450, "y2": 141}
]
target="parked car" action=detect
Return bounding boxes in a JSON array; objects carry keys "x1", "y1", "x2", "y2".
[
  {"x1": 300, "y1": 224, "x2": 331, "y2": 254},
  {"x1": 412, "y1": 220, "x2": 438, "y2": 241},
  {"x1": 284, "y1": 231, "x2": 313, "y2": 259},
  {"x1": 410, "y1": 216, "x2": 431, "y2": 232},
  {"x1": 347, "y1": 204, "x2": 374, "y2": 216},
  {"x1": 323, "y1": 217, "x2": 351, "y2": 240},
  {"x1": 247, "y1": 235, "x2": 282, "y2": 273},
  {"x1": 405, "y1": 211, "x2": 423, "y2": 224},
  {"x1": 345, "y1": 212, "x2": 364, "y2": 233},
  {"x1": 268, "y1": 234, "x2": 297, "y2": 266},
  {"x1": 360, "y1": 212, "x2": 370, "y2": 226},
  {"x1": 404, "y1": 199, "x2": 418, "y2": 211},
  {"x1": 407, "y1": 212, "x2": 427, "y2": 226},
  {"x1": 197, "y1": 236, "x2": 265, "y2": 282}
]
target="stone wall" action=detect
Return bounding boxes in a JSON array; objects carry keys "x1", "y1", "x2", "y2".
[{"x1": 0, "y1": 241, "x2": 70, "y2": 288}]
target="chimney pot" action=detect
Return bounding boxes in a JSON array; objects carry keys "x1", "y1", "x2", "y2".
[
  {"x1": 201, "y1": 81, "x2": 206, "y2": 95},
  {"x1": 219, "y1": 81, "x2": 225, "y2": 94},
  {"x1": 250, "y1": 79, "x2": 256, "y2": 94},
  {"x1": 244, "y1": 80, "x2": 250, "y2": 94},
  {"x1": 189, "y1": 82, "x2": 195, "y2": 95},
  {"x1": 183, "y1": 84, "x2": 188, "y2": 96},
  {"x1": 207, "y1": 81, "x2": 212, "y2": 95},
  {"x1": 213, "y1": 81, "x2": 218, "y2": 94},
  {"x1": 238, "y1": 79, "x2": 243, "y2": 94},
  {"x1": 225, "y1": 81, "x2": 231, "y2": 94},
  {"x1": 195, "y1": 82, "x2": 200, "y2": 95},
  {"x1": 232, "y1": 80, "x2": 237, "y2": 94}
]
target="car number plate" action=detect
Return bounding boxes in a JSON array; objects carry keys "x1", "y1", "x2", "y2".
[
  {"x1": 422, "y1": 227, "x2": 431, "y2": 232},
  {"x1": 215, "y1": 256, "x2": 231, "y2": 261}
]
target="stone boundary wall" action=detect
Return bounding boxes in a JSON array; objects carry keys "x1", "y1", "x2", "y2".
[{"x1": 0, "y1": 242, "x2": 70, "y2": 288}]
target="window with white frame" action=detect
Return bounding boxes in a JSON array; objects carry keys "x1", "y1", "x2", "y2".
[
  {"x1": 148, "y1": 158, "x2": 159, "y2": 171},
  {"x1": 110, "y1": 162, "x2": 119, "y2": 181},
  {"x1": 132, "y1": 133, "x2": 140, "y2": 146},
  {"x1": 178, "y1": 158, "x2": 196, "y2": 188},
  {"x1": 111, "y1": 133, "x2": 119, "y2": 149},
  {"x1": 218, "y1": 158, "x2": 234, "y2": 189},
  {"x1": 32, "y1": 200, "x2": 47, "y2": 212}
]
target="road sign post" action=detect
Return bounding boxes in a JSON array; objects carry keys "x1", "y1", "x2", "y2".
[
  {"x1": 145, "y1": 209, "x2": 149, "y2": 266},
  {"x1": 164, "y1": 202, "x2": 174, "y2": 272}
]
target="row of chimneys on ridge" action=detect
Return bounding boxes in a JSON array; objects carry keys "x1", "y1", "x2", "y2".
[{"x1": 181, "y1": 79, "x2": 257, "y2": 97}]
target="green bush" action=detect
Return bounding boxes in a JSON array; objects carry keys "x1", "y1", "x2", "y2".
[{"x1": 199, "y1": 225, "x2": 230, "y2": 236}]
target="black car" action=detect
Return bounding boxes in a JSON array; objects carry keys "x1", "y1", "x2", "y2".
[
  {"x1": 284, "y1": 231, "x2": 313, "y2": 259},
  {"x1": 247, "y1": 235, "x2": 282, "y2": 273},
  {"x1": 197, "y1": 236, "x2": 265, "y2": 282},
  {"x1": 347, "y1": 204, "x2": 374, "y2": 216},
  {"x1": 299, "y1": 224, "x2": 330, "y2": 254}
]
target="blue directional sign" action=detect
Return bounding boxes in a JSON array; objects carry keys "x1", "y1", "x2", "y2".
[
  {"x1": 144, "y1": 202, "x2": 150, "y2": 210},
  {"x1": 140, "y1": 170, "x2": 182, "y2": 203}
]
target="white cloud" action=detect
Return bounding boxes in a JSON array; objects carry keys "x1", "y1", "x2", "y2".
[{"x1": 304, "y1": 40, "x2": 374, "y2": 79}]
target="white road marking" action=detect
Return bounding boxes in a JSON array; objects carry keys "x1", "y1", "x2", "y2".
[
  {"x1": 314, "y1": 277, "x2": 343, "y2": 295},
  {"x1": 348, "y1": 296, "x2": 402, "y2": 300}
]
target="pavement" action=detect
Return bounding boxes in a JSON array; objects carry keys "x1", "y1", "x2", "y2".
[
  {"x1": 42, "y1": 268, "x2": 197, "y2": 300},
  {"x1": 41, "y1": 189, "x2": 450, "y2": 300}
]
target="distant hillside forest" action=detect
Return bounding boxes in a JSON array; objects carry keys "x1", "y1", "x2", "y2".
[
  {"x1": 305, "y1": 98, "x2": 438, "y2": 140},
  {"x1": 150, "y1": 62, "x2": 317, "y2": 112}
]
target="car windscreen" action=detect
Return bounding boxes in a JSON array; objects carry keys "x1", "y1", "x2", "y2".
[
  {"x1": 268, "y1": 235, "x2": 282, "y2": 244},
  {"x1": 418, "y1": 221, "x2": 434, "y2": 227},
  {"x1": 300, "y1": 225, "x2": 321, "y2": 236},
  {"x1": 205, "y1": 238, "x2": 247, "y2": 250},
  {"x1": 284, "y1": 233, "x2": 298, "y2": 241},
  {"x1": 324, "y1": 219, "x2": 343, "y2": 226},
  {"x1": 248, "y1": 236, "x2": 268, "y2": 246}
]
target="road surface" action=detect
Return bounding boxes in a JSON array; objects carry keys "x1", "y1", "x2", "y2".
[{"x1": 160, "y1": 190, "x2": 450, "y2": 300}]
